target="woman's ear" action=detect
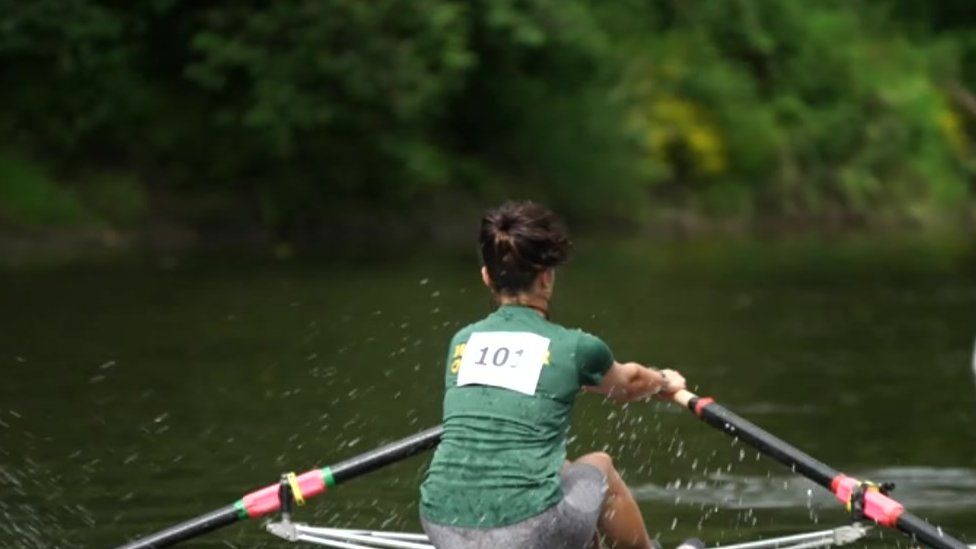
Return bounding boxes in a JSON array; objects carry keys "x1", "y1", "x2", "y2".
[
  {"x1": 481, "y1": 266, "x2": 493, "y2": 289},
  {"x1": 539, "y1": 268, "x2": 555, "y2": 292}
]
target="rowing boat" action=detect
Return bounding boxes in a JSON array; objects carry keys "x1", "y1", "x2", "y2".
[
  {"x1": 266, "y1": 521, "x2": 872, "y2": 549},
  {"x1": 116, "y1": 390, "x2": 973, "y2": 549}
]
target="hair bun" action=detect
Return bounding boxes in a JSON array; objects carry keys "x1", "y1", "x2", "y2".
[
  {"x1": 479, "y1": 201, "x2": 572, "y2": 295},
  {"x1": 495, "y1": 213, "x2": 517, "y2": 232}
]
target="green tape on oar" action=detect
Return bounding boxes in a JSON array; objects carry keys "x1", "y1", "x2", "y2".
[
  {"x1": 323, "y1": 467, "x2": 336, "y2": 489},
  {"x1": 234, "y1": 500, "x2": 248, "y2": 520}
]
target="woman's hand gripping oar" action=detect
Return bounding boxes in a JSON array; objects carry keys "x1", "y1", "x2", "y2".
[{"x1": 667, "y1": 388, "x2": 970, "y2": 549}]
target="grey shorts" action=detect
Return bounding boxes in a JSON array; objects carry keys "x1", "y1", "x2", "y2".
[{"x1": 421, "y1": 463, "x2": 608, "y2": 549}]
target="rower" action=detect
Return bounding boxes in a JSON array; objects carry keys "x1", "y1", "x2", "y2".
[{"x1": 419, "y1": 201, "x2": 687, "y2": 549}]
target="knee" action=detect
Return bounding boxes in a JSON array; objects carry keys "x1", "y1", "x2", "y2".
[
  {"x1": 576, "y1": 451, "x2": 614, "y2": 474},
  {"x1": 590, "y1": 451, "x2": 613, "y2": 468}
]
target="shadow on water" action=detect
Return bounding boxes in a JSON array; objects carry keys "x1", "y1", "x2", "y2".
[{"x1": 1, "y1": 234, "x2": 975, "y2": 547}]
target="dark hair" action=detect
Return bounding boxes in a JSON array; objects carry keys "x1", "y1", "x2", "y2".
[{"x1": 479, "y1": 201, "x2": 571, "y2": 295}]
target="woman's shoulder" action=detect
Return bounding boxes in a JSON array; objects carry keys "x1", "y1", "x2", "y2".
[
  {"x1": 541, "y1": 320, "x2": 611, "y2": 358},
  {"x1": 448, "y1": 318, "x2": 486, "y2": 344},
  {"x1": 543, "y1": 318, "x2": 604, "y2": 344},
  {"x1": 448, "y1": 313, "x2": 605, "y2": 346}
]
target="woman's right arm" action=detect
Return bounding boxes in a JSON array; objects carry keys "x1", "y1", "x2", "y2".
[{"x1": 587, "y1": 362, "x2": 686, "y2": 403}]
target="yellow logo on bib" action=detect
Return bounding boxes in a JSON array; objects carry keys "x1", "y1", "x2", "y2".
[{"x1": 450, "y1": 343, "x2": 466, "y2": 374}]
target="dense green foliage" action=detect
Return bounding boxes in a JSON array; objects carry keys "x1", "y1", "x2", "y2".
[
  {"x1": 0, "y1": 0, "x2": 974, "y2": 236},
  {"x1": 615, "y1": 2, "x2": 973, "y2": 223}
]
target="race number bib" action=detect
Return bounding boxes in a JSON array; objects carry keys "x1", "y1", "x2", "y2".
[{"x1": 456, "y1": 331, "x2": 550, "y2": 395}]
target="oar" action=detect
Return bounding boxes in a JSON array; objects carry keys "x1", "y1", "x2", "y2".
[
  {"x1": 116, "y1": 426, "x2": 443, "y2": 549},
  {"x1": 671, "y1": 389, "x2": 969, "y2": 549}
]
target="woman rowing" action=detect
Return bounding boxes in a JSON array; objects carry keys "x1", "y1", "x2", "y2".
[{"x1": 420, "y1": 201, "x2": 688, "y2": 549}]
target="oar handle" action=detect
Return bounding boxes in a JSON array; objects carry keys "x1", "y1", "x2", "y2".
[{"x1": 669, "y1": 388, "x2": 697, "y2": 408}]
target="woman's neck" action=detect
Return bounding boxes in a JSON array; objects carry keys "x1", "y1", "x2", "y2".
[{"x1": 497, "y1": 293, "x2": 549, "y2": 318}]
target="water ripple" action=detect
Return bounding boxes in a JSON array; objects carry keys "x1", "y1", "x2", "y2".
[{"x1": 634, "y1": 466, "x2": 976, "y2": 511}]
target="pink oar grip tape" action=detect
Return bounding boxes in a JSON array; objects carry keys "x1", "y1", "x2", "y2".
[
  {"x1": 241, "y1": 470, "x2": 327, "y2": 518},
  {"x1": 831, "y1": 474, "x2": 904, "y2": 527}
]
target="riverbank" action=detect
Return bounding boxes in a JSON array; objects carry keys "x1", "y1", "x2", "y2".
[
  {"x1": 3, "y1": 155, "x2": 974, "y2": 268},
  {"x1": 3, "y1": 213, "x2": 973, "y2": 274},
  {"x1": 3, "y1": 149, "x2": 974, "y2": 269}
]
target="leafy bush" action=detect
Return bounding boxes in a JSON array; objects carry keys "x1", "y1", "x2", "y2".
[
  {"x1": 0, "y1": 154, "x2": 94, "y2": 227},
  {"x1": 0, "y1": 0, "x2": 972, "y2": 234},
  {"x1": 612, "y1": 1, "x2": 971, "y2": 222}
]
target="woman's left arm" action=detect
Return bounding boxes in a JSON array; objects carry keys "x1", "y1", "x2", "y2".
[{"x1": 585, "y1": 361, "x2": 686, "y2": 403}]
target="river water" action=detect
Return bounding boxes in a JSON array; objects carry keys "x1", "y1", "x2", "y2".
[{"x1": 1, "y1": 236, "x2": 974, "y2": 547}]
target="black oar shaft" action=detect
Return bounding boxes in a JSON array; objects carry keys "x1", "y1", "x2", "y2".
[
  {"x1": 331, "y1": 425, "x2": 443, "y2": 483},
  {"x1": 117, "y1": 505, "x2": 240, "y2": 549},
  {"x1": 898, "y1": 512, "x2": 969, "y2": 549},
  {"x1": 116, "y1": 426, "x2": 443, "y2": 549},
  {"x1": 678, "y1": 391, "x2": 969, "y2": 549},
  {"x1": 689, "y1": 397, "x2": 839, "y2": 488}
]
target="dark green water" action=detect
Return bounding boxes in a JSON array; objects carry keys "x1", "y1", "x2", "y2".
[{"x1": 2, "y1": 236, "x2": 975, "y2": 548}]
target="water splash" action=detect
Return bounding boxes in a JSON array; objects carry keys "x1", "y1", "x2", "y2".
[{"x1": 634, "y1": 466, "x2": 976, "y2": 511}]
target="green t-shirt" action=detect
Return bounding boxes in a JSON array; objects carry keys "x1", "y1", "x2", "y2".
[{"x1": 419, "y1": 304, "x2": 614, "y2": 527}]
